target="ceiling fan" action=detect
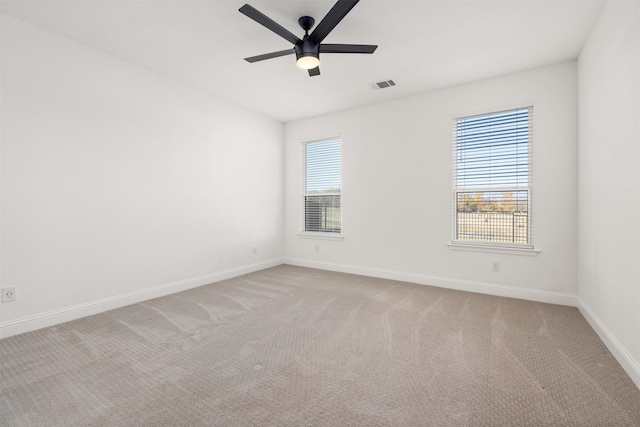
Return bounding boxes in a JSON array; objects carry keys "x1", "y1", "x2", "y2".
[{"x1": 239, "y1": 0, "x2": 377, "y2": 76}]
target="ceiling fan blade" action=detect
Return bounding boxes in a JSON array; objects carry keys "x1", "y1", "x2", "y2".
[
  {"x1": 239, "y1": 4, "x2": 301, "y2": 45},
  {"x1": 309, "y1": 0, "x2": 359, "y2": 44},
  {"x1": 320, "y1": 44, "x2": 377, "y2": 54},
  {"x1": 308, "y1": 67, "x2": 321, "y2": 77},
  {"x1": 244, "y1": 49, "x2": 295, "y2": 63}
]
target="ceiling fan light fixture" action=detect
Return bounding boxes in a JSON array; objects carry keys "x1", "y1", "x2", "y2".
[
  {"x1": 296, "y1": 54, "x2": 320, "y2": 70},
  {"x1": 295, "y1": 39, "x2": 320, "y2": 70},
  {"x1": 240, "y1": 2, "x2": 378, "y2": 77}
]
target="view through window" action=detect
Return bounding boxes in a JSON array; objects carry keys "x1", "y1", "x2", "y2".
[
  {"x1": 453, "y1": 107, "x2": 533, "y2": 246},
  {"x1": 301, "y1": 138, "x2": 341, "y2": 234}
]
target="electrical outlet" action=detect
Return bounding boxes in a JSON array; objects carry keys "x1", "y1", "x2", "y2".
[
  {"x1": 2, "y1": 287, "x2": 16, "y2": 302},
  {"x1": 315, "y1": 245, "x2": 320, "y2": 253},
  {"x1": 491, "y1": 262, "x2": 500, "y2": 272},
  {"x1": 252, "y1": 247, "x2": 258, "y2": 255}
]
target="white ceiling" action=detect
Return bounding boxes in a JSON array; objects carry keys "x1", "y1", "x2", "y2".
[{"x1": 1, "y1": 0, "x2": 605, "y2": 122}]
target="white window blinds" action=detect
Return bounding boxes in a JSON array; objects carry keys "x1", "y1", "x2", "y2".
[
  {"x1": 453, "y1": 107, "x2": 533, "y2": 246},
  {"x1": 301, "y1": 138, "x2": 341, "y2": 234}
]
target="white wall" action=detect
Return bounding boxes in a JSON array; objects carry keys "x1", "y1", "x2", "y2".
[
  {"x1": 577, "y1": 1, "x2": 640, "y2": 386},
  {"x1": 284, "y1": 62, "x2": 578, "y2": 304},
  {"x1": 0, "y1": 15, "x2": 284, "y2": 336}
]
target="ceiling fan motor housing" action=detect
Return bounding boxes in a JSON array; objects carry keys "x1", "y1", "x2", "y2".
[{"x1": 295, "y1": 38, "x2": 320, "y2": 61}]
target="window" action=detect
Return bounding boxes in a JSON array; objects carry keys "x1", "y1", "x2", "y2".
[
  {"x1": 453, "y1": 107, "x2": 533, "y2": 247},
  {"x1": 301, "y1": 138, "x2": 341, "y2": 235}
]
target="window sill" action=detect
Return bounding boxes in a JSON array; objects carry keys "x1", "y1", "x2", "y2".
[
  {"x1": 448, "y1": 242, "x2": 540, "y2": 256},
  {"x1": 297, "y1": 232, "x2": 344, "y2": 241}
]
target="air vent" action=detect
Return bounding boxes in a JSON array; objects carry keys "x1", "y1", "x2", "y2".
[{"x1": 371, "y1": 79, "x2": 396, "y2": 90}]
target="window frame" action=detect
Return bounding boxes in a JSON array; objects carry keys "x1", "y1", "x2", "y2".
[
  {"x1": 451, "y1": 106, "x2": 535, "y2": 251},
  {"x1": 298, "y1": 137, "x2": 343, "y2": 239}
]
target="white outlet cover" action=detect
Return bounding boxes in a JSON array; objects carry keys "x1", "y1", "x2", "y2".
[{"x1": 2, "y1": 287, "x2": 16, "y2": 302}]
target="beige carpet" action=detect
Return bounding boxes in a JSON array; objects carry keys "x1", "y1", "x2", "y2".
[{"x1": 1, "y1": 265, "x2": 639, "y2": 426}]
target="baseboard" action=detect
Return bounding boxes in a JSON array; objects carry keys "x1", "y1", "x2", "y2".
[
  {"x1": 283, "y1": 257, "x2": 578, "y2": 307},
  {"x1": 578, "y1": 298, "x2": 640, "y2": 389},
  {"x1": 0, "y1": 258, "x2": 284, "y2": 339}
]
